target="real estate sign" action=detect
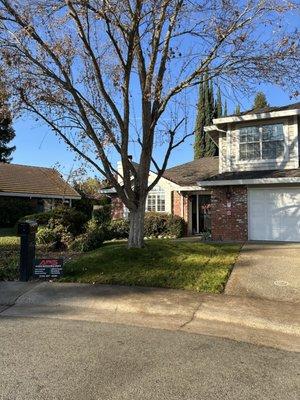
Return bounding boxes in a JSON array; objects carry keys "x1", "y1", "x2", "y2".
[{"x1": 34, "y1": 258, "x2": 63, "y2": 279}]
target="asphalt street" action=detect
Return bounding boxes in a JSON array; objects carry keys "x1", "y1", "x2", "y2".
[{"x1": 0, "y1": 317, "x2": 299, "y2": 400}]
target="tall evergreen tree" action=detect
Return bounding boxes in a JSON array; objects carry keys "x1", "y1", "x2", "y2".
[
  {"x1": 194, "y1": 74, "x2": 219, "y2": 159},
  {"x1": 0, "y1": 83, "x2": 15, "y2": 163},
  {"x1": 253, "y1": 92, "x2": 269, "y2": 110},
  {"x1": 194, "y1": 78, "x2": 206, "y2": 159},
  {"x1": 234, "y1": 104, "x2": 241, "y2": 115},
  {"x1": 224, "y1": 100, "x2": 228, "y2": 116},
  {"x1": 215, "y1": 87, "x2": 223, "y2": 118}
]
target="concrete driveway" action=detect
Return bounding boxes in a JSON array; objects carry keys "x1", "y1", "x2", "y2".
[{"x1": 225, "y1": 243, "x2": 300, "y2": 303}]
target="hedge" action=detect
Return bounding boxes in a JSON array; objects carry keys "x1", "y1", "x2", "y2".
[{"x1": 0, "y1": 197, "x2": 36, "y2": 227}]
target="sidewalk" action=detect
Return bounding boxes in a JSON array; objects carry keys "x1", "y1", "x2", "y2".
[{"x1": 0, "y1": 281, "x2": 299, "y2": 352}]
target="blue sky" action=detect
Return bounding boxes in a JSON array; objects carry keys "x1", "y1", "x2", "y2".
[
  {"x1": 11, "y1": 83, "x2": 299, "y2": 180},
  {"x1": 9, "y1": 3, "x2": 300, "y2": 181}
]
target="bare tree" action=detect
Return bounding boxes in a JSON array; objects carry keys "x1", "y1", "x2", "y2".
[{"x1": 0, "y1": 0, "x2": 299, "y2": 247}]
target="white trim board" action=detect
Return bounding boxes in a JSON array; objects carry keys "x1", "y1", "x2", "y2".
[
  {"x1": 197, "y1": 177, "x2": 300, "y2": 187},
  {"x1": 212, "y1": 109, "x2": 300, "y2": 125}
]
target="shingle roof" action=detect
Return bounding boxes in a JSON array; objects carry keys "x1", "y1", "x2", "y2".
[
  {"x1": 163, "y1": 157, "x2": 219, "y2": 186},
  {"x1": 230, "y1": 102, "x2": 300, "y2": 117},
  {"x1": 0, "y1": 163, "x2": 80, "y2": 199},
  {"x1": 201, "y1": 168, "x2": 300, "y2": 182}
]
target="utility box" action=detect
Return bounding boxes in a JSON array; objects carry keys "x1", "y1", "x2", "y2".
[{"x1": 18, "y1": 220, "x2": 38, "y2": 282}]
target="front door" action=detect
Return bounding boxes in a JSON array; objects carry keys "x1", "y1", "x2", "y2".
[{"x1": 191, "y1": 194, "x2": 211, "y2": 234}]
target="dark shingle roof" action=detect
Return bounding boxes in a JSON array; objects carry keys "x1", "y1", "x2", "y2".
[
  {"x1": 0, "y1": 163, "x2": 80, "y2": 199},
  {"x1": 229, "y1": 102, "x2": 300, "y2": 118},
  {"x1": 163, "y1": 157, "x2": 219, "y2": 186},
  {"x1": 202, "y1": 168, "x2": 300, "y2": 182}
]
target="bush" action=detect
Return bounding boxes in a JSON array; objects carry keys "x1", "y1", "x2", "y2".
[
  {"x1": 144, "y1": 212, "x2": 185, "y2": 238},
  {"x1": 107, "y1": 213, "x2": 185, "y2": 240},
  {"x1": 92, "y1": 204, "x2": 111, "y2": 226},
  {"x1": 0, "y1": 197, "x2": 36, "y2": 227},
  {"x1": 164, "y1": 214, "x2": 186, "y2": 238},
  {"x1": 70, "y1": 219, "x2": 105, "y2": 252},
  {"x1": 47, "y1": 207, "x2": 88, "y2": 236},
  {"x1": 108, "y1": 218, "x2": 130, "y2": 240},
  {"x1": 36, "y1": 227, "x2": 58, "y2": 245}
]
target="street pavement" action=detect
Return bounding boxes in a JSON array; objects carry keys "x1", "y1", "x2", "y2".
[
  {"x1": 0, "y1": 281, "x2": 299, "y2": 352},
  {"x1": 0, "y1": 317, "x2": 299, "y2": 400}
]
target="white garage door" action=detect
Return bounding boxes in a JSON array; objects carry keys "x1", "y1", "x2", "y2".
[{"x1": 248, "y1": 188, "x2": 300, "y2": 242}]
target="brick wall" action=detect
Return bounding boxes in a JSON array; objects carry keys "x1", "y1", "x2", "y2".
[
  {"x1": 172, "y1": 191, "x2": 189, "y2": 235},
  {"x1": 211, "y1": 186, "x2": 248, "y2": 241},
  {"x1": 111, "y1": 196, "x2": 124, "y2": 219}
]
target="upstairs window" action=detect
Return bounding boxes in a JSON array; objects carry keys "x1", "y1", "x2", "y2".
[
  {"x1": 146, "y1": 186, "x2": 165, "y2": 212},
  {"x1": 239, "y1": 123, "x2": 284, "y2": 161}
]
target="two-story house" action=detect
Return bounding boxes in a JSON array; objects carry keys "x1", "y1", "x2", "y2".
[
  {"x1": 105, "y1": 102, "x2": 300, "y2": 242},
  {"x1": 201, "y1": 102, "x2": 300, "y2": 242}
]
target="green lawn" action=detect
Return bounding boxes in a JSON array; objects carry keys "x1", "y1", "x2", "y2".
[
  {"x1": 61, "y1": 240, "x2": 241, "y2": 293},
  {"x1": 0, "y1": 228, "x2": 20, "y2": 280},
  {"x1": 0, "y1": 228, "x2": 240, "y2": 292}
]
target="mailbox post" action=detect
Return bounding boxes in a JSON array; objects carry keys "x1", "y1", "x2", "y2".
[{"x1": 18, "y1": 220, "x2": 38, "y2": 281}]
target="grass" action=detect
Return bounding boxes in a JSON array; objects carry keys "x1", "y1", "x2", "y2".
[
  {"x1": 61, "y1": 240, "x2": 241, "y2": 293},
  {"x1": 0, "y1": 228, "x2": 20, "y2": 280},
  {"x1": 0, "y1": 228, "x2": 78, "y2": 281},
  {"x1": 0, "y1": 228, "x2": 241, "y2": 293}
]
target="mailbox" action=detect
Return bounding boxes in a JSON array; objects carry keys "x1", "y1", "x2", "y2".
[
  {"x1": 18, "y1": 220, "x2": 38, "y2": 281},
  {"x1": 18, "y1": 220, "x2": 38, "y2": 235}
]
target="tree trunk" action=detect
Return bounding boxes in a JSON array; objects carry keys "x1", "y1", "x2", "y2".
[{"x1": 128, "y1": 202, "x2": 146, "y2": 249}]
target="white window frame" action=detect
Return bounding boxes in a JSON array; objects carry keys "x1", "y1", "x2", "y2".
[
  {"x1": 146, "y1": 186, "x2": 166, "y2": 212},
  {"x1": 237, "y1": 121, "x2": 287, "y2": 164}
]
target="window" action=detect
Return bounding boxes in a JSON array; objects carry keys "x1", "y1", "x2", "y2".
[
  {"x1": 146, "y1": 186, "x2": 165, "y2": 212},
  {"x1": 239, "y1": 123, "x2": 284, "y2": 161}
]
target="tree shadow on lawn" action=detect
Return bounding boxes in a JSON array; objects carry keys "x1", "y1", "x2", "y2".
[{"x1": 61, "y1": 240, "x2": 240, "y2": 293}]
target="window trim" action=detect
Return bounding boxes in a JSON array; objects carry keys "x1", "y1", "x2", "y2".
[
  {"x1": 146, "y1": 187, "x2": 166, "y2": 213},
  {"x1": 237, "y1": 121, "x2": 287, "y2": 164}
]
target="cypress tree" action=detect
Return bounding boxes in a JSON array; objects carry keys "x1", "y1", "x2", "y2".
[
  {"x1": 194, "y1": 78, "x2": 206, "y2": 159},
  {"x1": 234, "y1": 104, "x2": 241, "y2": 115},
  {"x1": 216, "y1": 87, "x2": 223, "y2": 118},
  {"x1": 253, "y1": 92, "x2": 269, "y2": 110},
  {"x1": 0, "y1": 82, "x2": 15, "y2": 163},
  {"x1": 194, "y1": 73, "x2": 219, "y2": 158},
  {"x1": 224, "y1": 100, "x2": 228, "y2": 116},
  {"x1": 204, "y1": 77, "x2": 217, "y2": 157}
]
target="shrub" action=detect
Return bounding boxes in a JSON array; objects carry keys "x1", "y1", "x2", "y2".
[
  {"x1": 164, "y1": 214, "x2": 186, "y2": 238},
  {"x1": 70, "y1": 219, "x2": 105, "y2": 252},
  {"x1": 144, "y1": 212, "x2": 167, "y2": 237},
  {"x1": 144, "y1": 212, "x2": 185, "y2": 238},
  {"x1": 0, "y1": 197, "x2": 36, "y2": 227},
  {"x1": 107, "y1": 213, "x2": 185, "y2": 240},
  {"x1": 48, "y1": 207, "x2": 88, "y2": 236},
  {"x1": 92, "y1": 204, "x2": 111, "y2": 226},
  {"x1": 36, "y1": 227, "x2": 58, "y2": 245},
  {"x1": 108, "y1": 218, "x2": 130, "y2": 239}
]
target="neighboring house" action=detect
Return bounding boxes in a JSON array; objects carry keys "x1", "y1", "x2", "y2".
[
  {"x1": 104, "y1": 102, "x2": 300, "y2": 243},
  {"x1": 0, "y1": 163, "x2": 81, "y2": 212}
]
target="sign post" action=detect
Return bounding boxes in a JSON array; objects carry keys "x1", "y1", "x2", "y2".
[{"x1": 18, "y1": 221, "x2": 38, "y2": 282}]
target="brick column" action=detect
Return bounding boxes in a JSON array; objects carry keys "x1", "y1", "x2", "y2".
[
  {"x1": 172, "y1": 191, "x2": 190, "y2": 235},
  {"x1": 211, "y1": 186, "x2": 248, "y2": 241}
]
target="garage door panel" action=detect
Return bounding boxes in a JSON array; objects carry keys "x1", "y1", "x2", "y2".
[{"x1": 249, "y1": 188, "x2": 300, "y2": 242}]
